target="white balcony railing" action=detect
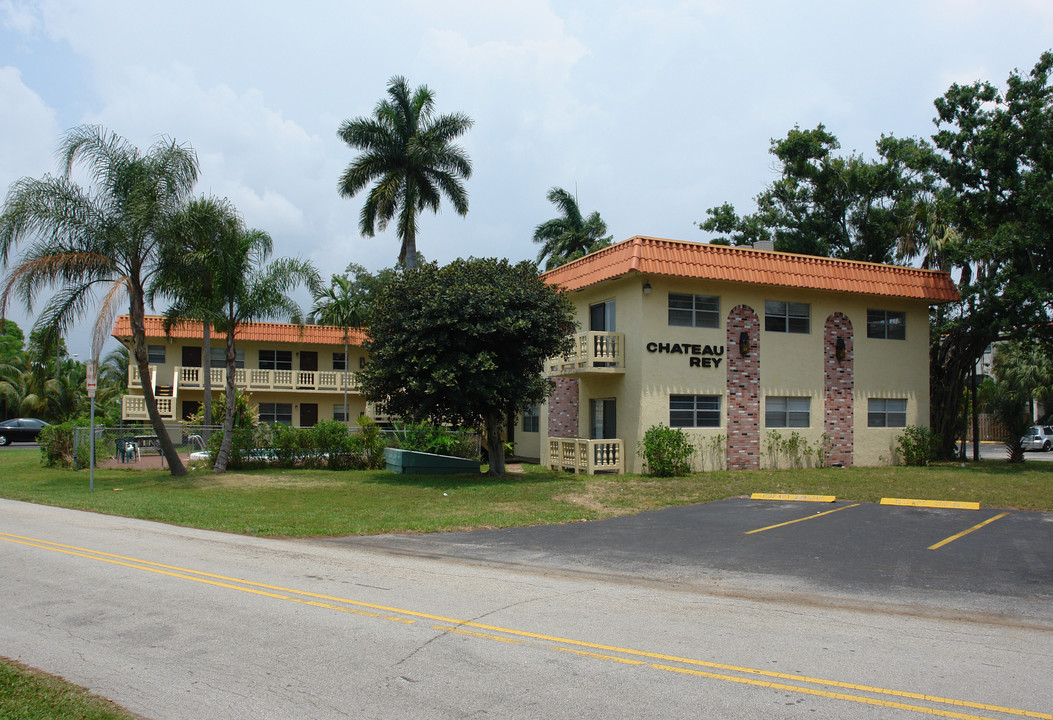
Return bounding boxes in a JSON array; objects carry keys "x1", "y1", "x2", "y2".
[
  {"x1": 122, "y1": 395, "x2": 175, "y2": 421},
  {"x1": 131, "y1": 365, "x2": 361, "y2": 394},
  {"x1": 547, "y1": 438, "x2": 624, "y2": 474},
  {"x1": 548, "y1": 332, "x2": 625, "y2": 375}
]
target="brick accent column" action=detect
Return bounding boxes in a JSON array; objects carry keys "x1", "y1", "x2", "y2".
[
  {"x1": 548, "y1": 377, "x2": 579, "y2": 438},
  {"x1": 726, "y1": 305, "x2": 760, "y2": 470},
  {"x1": 824, "y1": 313, "x2": 854, "y2": 467}
]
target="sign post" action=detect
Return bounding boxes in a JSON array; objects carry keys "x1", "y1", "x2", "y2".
[{"x1": 86, "y1": 362, "x2": 97, "y2": 493}]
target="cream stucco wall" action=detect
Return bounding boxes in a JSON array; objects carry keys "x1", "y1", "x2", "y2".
[
  {"x1": 126, "y1": 335, "x2": 368, "y2": 426},
  {"x1": 542, "y1": 274, "x2": 934, "y2": 472}
]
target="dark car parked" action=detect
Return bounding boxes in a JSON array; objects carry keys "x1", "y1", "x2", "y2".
[{"x1": 0, "y1": 418, "x2": 50, "y2": 445}]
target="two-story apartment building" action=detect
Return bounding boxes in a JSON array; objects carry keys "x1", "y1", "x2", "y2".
[
  {"x1": 539, "y1": 236, "x2": 960, "y2": 473},
  {"x1": 113, "y1": 316, "x2": 371, "y2": 427}
]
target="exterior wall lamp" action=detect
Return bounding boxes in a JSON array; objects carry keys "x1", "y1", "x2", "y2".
[
  {"x1": 642, "y1": 279, "x2": 652, "y2": 295},
  {"x1": 739, "y1": 331, "x2": 751, "y2": 356},
  {"x1": 835, "y1": 337, "x2": 847, "y2": 361}
]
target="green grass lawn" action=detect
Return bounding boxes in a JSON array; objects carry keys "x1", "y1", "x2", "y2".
[
  {"x1": 1, "y1": 448, "x2": 1050, "y2": 537},
  {"x1": 0, "y1": 657, "x2": 141, "y2": 720}
]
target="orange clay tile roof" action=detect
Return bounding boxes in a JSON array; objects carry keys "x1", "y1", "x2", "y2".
[
  {"x1": 540, "y1": 236, "x2": 960, "y2": 302},
  {"x1": 111, "y1": 315, "x2": 368, "y2": 346}
]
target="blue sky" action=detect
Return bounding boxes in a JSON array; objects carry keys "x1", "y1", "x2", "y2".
[{"x1": 1, "y1": 0, "x2": 1051, "y2": 357}]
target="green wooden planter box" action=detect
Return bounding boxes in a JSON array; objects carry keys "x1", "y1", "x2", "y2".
[{"x1": 384, "y1": 448, "x2": 480, "y2": 474}]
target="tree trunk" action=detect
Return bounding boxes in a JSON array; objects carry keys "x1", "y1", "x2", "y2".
[
  {"x1": 484, "y1": 413, "x2": 505, "y2": 476},
  {"x1": 213, "y1": 328, "x2": 238, "y2": 473},
  {"x1": 402, "y1": 227, "x2": 418, "y2": 271},
  {"x1": 202, "y1": 321, "x2": 212, "y2": 435},
  {"x1": 128, "y1": 293, "x2": 186, "y2": 476}
]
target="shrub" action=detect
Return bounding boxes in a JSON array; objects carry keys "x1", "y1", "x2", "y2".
[
  {"x1": 638, "y1": 424, "x2": 695, "y2": 477},
  {"x1": 313, "y1": 419, "x2": 356, "y2": 470},
  {"x1": 356, "y1": 416, "x2": 388, "y2": 469},
  {"x1": 896, "y1": 425, "x2": 939, "y2": 466}
]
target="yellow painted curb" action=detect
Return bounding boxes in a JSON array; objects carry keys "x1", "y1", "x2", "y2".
[
  {"x1": 751, "y1": 493, "x2": 836, "y2": 503},
  {"x1": 880, "y1": 498, "x2": 980, "y2": 510}
]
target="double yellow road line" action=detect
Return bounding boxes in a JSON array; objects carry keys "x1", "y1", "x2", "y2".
[{"x1": 1, "y1": 530, "x2": 1047, "y2": 720}]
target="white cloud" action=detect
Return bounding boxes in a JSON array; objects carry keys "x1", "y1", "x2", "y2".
[{"x1": 0, "y1": 65, "x2": 59, "y2": 189}]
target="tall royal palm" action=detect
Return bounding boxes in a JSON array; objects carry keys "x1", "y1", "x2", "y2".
[
  {"x1": 532, "y1": 186, "x2": 612, "y2": 270},
  {"x1": 149, "y1": 195, "x2": 241, "y2": 431},
  {"x1": 0, "y1": 125, "x2": 198, "y2": 475},
  {"x1": 337, "y1": 76, "x2": 473, "y2": 270},
  {"x1": 311, "y1": 274, "x2": 367, "y2": 426},
  {"x1": 205, "y1": 224, "x2": 319, "y2": 472}
]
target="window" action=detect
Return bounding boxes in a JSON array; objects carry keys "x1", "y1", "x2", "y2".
[
  {"x1": 868, "y1": 398, "x2": 907, "y2": 427},
  {"x1": 668, "y1": 293, "x2": 720, "y2": 328},
  {"x1": 670, "y1": 395, "x2": 721, "y2": 427},
  {"x1": 333, "y1": 352, "x2": 346, "y2": 371},
  {"x1": 522, "y1": 403, "x2": 540, "y2": 433},
  {"x1": 209, "y1": 347, "x2": 244, "y2": 368},
  {"x1": 765, "y1": 301, "x2": 810, "y2": 333},
  {"x1": 333, "y1": 404, "x2": 352, "y2": 422},
  {"x1": 867, "y1": 309, "x2": 906, "y2": 340},
  {"x1": 765, "y1": 397, "x2": 811, "y2": 427},
  {"x1": 147, "y1": 345, "x2": 166, "y2": 364},
  {"x1": 258, "y1": 403, "x2": 293, "y2": 425},
  {"x1": 259, "y1": 349, "x2": 292, "y2": 370}
]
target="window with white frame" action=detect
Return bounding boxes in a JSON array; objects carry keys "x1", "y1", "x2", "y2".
[
  {"x1": 868, "y1": 398, "x2": 907, "y2": 427},
  {"x1": 670, "y1": 395, "x2": 721, "y2": 427},
  {"x1": 866, "y1": 309, "x2": 906, "y2": 340},
  {"x1": 668, "y1": 293, "x2": 720, "y2": 328},
  {"x1": 147, "y1": 345, "x2": 166, "y2": 364},
  {"x1": 764, "y1": 301, "x2": 810, "y2": 333},
  {"x1": 522, "y1": 403, "x2": 540, "y2": 433},
  {"x1": 209, "y1": 346, "x2": 244, "y2": 368},
  {"x1": 258, "y1": 349, "x2": 292, "y2": 370},
  {"x1": 765, "y1": 396, "x2": 811, "y2": 427},
  {"x1": 333, "y1": 404, "x2": 349, "y2": 422},
  {"x1": 258, "y1": 402, "x2": 293, "y2": 425}
]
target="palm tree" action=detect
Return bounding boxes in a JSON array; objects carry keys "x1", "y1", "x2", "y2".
[
  {"x1": 0, "y1": 125, "x2": 198, "y2": 475},
  {"x1": 200, "y1": 224, "x2": 318, "y2": 472},
  {"x1": 311, "y1": 274, "x2": 368, "y2": 426},
  {"x1": 149, "y1": 195, "x2": 241, "y2": 431},
  {"x1": 337, "y1": 76, "x2": 473, "y2": 270},
  {"x1": 532, "y1": 186, "x2": 612, "y2": 270}
]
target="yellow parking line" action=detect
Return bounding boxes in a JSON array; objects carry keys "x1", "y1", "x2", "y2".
[
  {"x1": 751, "y1": 493, "x2": 836, "y2": 502},
  {"x1": 744, "y1": 503, "x2": 860, "y2": 535},
  {"x1": 928, "y1": 513, "x2": 1009, "y2": 550}
]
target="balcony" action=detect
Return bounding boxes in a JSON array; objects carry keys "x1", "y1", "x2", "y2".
[
  {"x1": 122, "y1": 394, "x2": 175, "y2": 421},
  {"x1": 547, "y1": 438, "x2": 624, "y2": 474},
  {"x1": 129, "y1": 365, "x2": 362, "y2": 394},
  {"x1": 547, "y1": 332, "x2": 626, "y2": 376}
]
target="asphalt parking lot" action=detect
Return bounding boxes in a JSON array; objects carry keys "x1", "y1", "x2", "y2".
[{"x1": 337, "y1": 496, "x2": 1053, "y2": 605}]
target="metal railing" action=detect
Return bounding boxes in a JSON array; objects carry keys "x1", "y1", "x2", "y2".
[
  {"x1": 547, "y1": 332, "x2": 625, "y2": 375},
  {"x1": 547, "y1": 438, "x2": 624, "y2": 474}
]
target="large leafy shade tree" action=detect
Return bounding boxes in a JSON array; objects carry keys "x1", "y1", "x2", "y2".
[
  {"x1": 920, "y1": 51, "x2": 1053, "y2": 458},
  {"x1": 0, "y1": 125, "x2": 198, "y2": 475},
  {"x1": 359, "y1": 258, "x2": 576, "y2": 475},
  {"x1": 337, "y1": 76, "x2": 473, "y2": 270},
  {"x1": 532, "y1": 187, "x2": 612, "y2": 270}
]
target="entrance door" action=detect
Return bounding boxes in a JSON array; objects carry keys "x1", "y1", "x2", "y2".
[
  {"x1": 300, "y1": 403, "x2": 318, "y2": 428},
  {"x1": 300, "y1": 351, "x2": 317, "y2": 371},
  {"x1": 181, "y1": 400, "x2": 201, "y2": 421},
  {"x1": 590, "y1": 398, "x2": 617, "y2": 439},
  {"x1": 589, "y1": 300, "x2": 615, "y2": 331},
  {"x1": 181, "y1": 346, "x2": 202, "y2": 367}
]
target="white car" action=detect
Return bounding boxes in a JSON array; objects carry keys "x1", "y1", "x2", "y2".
[{"x1": 1020, "y1": 425, "x2": 1053, "y2": 452}]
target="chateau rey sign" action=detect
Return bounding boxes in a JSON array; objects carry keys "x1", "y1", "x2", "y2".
[{"x1": 645, "y1": 341, "x2": 725, "y2": 368}]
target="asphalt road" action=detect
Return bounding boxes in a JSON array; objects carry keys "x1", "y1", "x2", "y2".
[{"x1": 2, "y1": 498, "x2": 1051, "y2": 719}]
